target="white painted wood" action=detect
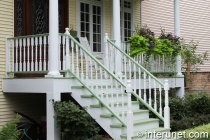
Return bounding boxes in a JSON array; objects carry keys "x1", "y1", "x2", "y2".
[
  {"x1": 43, "y1": 36, "x2": 47, "y2": 71},
  {"x1": 159, "y1": 85, "x2": 162, "y2": 116},
  {"x1": 164, "y1": 80, "x2": 170, "y2": 129},
  {"x1": 35, "y1": 37, "x2": 38, "y2": 71},
  {"x1": 31, "y1": 37, "x2": 34, "y2": 71},
  {"x1": 27, "y1": 38, "x2": 30, "y2": 71},
  {"x1": 19, "y1": 39, "x2": 22, "y2": 71},
  {"x1": 23, "y1": 38, "x2": 26, "y2": 71},
  {"x1": 112, "y1": 0, "x2": 121, "y2": 74},
  {"x1": 12, "y1": 40, "x2": 14, "y2": 72},
  {"x1": 46, "y1": 92, "x2": 61, "y2": 140},
  {"x1": 62, "y1": 36, "x2": 65, "y2": 71},
  {"x1": 6, "y1": 39, "x2": 10, "y2": 77},
  {"x1": 126, "y1": 80, "x2": 133, "y2": 140},
  {"x1": 39, "y1": 36, "x2": 42, "y2": 71},
  {"x1": 58, "y1": 35, "x2": 61, "y2": 70},
  {"x1": 46, "y1": 0, "x2": 61, "y2": 77},
  {"x1": 65, "y1": 28, "x2": 70, "y2": 77}
]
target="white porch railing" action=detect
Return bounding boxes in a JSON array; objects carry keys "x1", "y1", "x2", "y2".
[
  {"x1": 121, "y1": 41, "x2": 176, "y2": 73},
  {"x1": 6, "y1": 33, "x2": 68, "y2": 77}
]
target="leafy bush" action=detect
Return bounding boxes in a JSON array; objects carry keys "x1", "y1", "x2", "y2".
[
  {"x1": 52, "y1": 100, "x2": 101, "y2": 140},
  {"x1": 0, "y1": 114, "x2": 22, "y2": 140},
  {"x1": 171, "y1": 114, "x2": 210, "y2": 131},
  {"x1": 179, "y1": 123, "x2": 210, "y2": 140}
]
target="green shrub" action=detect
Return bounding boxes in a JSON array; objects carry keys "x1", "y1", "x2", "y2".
[
  {"x1": 0, "y1": 114, "x2": 22, "y2": 140},
  {"x1": 52, "y1": 100, "x2": 101, "y2": 140},
  {"x1": 179, "y1": 123, "x2": 210, "y2": 140}
]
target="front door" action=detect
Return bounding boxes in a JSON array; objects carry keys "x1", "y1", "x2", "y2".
[
  {"x1": 79, "y1": 0, "x2": 102, "y2": 52},
  {"x1": 14, "y1": 0, "x2": 69, "y2": 36}
]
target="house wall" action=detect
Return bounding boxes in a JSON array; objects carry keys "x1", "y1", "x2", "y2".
[
  {"x1": 141, "y1": 0, "x2": 210, "y2": 90},
  {"x1": 0, "y1": 1, "x2": 46, "y2": 128},
  {"x1": 141, "y1": 0, "x2": 210, "y2": 72}
]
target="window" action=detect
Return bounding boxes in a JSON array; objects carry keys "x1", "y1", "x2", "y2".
[
  {"x1": 80, "y1": 0, "x2": 102, "y2": 52},
  {"x1": 120, "y1": 0, "x2": 132, "y2": 41}
]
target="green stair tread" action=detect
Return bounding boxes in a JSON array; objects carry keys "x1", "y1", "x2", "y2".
[
  {"x1": 99, "y1": 93, "x2": 127, "y2": 97},
  {"x1": 90, "y1": 101, "x2": 139, "y2": 108},
  {"x1": 71, "y1": 86, "x2": 84, "y2": 89},
  {"x1": 110, "y1": 118, "x2": 159, "y2": 128},
  {"x1": 81, "y1": 94, "x2": 94, "y2": 98},
  {"x1": 120, "y1": 127, "x2": 171, "y2": 139},
  {"x1": 100, "y1": 109, "x2": 149, "y2": 118}
]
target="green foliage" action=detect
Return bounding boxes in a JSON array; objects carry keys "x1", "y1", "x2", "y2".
[
  {"x1": 127, "y1": 34, "x2": 149, "y2": 57},
  {"x1": 171, "y1": 114, "x2": 210, "y2": 132},
  {"x1": 52, "y1": 100, "x2": 101, "y2": 140},
  {"x1": 152, "y1": 38, "x2": 174, "y2": 57},
  {"x1": 168, "y1": 93, "x2": 210, "y2": 131},
  {"x1": 0, "y1": 114, "x2": 22, "y2": 140},
  {"x1": 181, "y1": 40, "x2": 209, "y2": 73},
  {"x1": 179, "y1": 123, "x2": 210, "y2": 140}
]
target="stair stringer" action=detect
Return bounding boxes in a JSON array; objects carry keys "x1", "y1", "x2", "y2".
[{"x1": 71, "y1": 87, "x2": 125, "y2": 140}]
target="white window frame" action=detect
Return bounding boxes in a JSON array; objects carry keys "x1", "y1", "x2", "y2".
[
  {"x1": 120, "y1": 0, "x2": 133, "y2": 41},
  {"x1": 77, "y1": 0, "x2": 105, "y2": 57}
]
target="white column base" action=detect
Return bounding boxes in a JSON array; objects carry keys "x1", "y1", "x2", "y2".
[
  {"x1": 46, "y1": 92, "x2": 61, "y2": 140},
  {"x1": 45, "y1": 71, "x2": 63, "y2": 78}
]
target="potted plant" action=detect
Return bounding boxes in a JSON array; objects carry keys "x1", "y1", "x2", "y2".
[{"x1": 70, "y1": 24, "x2": 77, "y2": 37}]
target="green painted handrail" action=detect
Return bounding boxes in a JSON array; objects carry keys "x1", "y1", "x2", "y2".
[
  {"x1": 108, "y1": 39, "x2": 165, "y2": 121},
  {"x1": 67, "y1": 69, "x2": 127, "y2": 127},
  {"x1": 66, "y1": 34, "x2": 164, "y2": 122},
  {"x1": 108, "y1": 39, "x2": 164, "y2": 87},
  {"x1": 7, "y1": 33, "x2": 65, "y2": 40}
]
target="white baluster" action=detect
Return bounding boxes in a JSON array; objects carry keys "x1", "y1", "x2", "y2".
[
  {"x1": 64, "y1": 28, "x2": 70, "y2": 76},
  {"x1": 27, "y1": 38, "x2": 30, "y2": 71},
  {"x1": 39, "y1": 37, "x2": 42, "y2": 71},
  {"x1": 143, "y1": 72, "x2": 146, "y2": 102},
  {"x1": 62, "y1": 36, "x2": 65, "y2": 70},
  {"x1": 121, "y1": 85, "x2": 125, "y2": 121},
  {"x1": 115, "y1": 81, "x2": 119, "y2": 115},
  {"x1": 80, "y1": 48, "x2": 84, "y2": 80},
  {"x1": 104, "y1": 33, "x2": 109, "y2": 69},
  {"x1": 23, "y1": 38, "x2": 26, "y2": 71},
  {"x1": 129, "y1": 60, "x2": 131, "y2": 80},
  {"x1": 85, "y1": 54, "x2": 89, "y2": 85},
  {"x1": 76, "y1": 44, "x2": 79, "y2": 77},
  {"x1": 43, "y1": 36, "x2": 47, "y2": 71},
  {"x1": 12, "y1": 40, "x2": 15, "y2": 72},
  {"x1": 159, "y1": 85, "x2": 162, "y2": 116},
  {"x1": 95, "y1": 63, "x2": 98, "y2": 96},
  {"x1": 126, "y1": 80, "x2": 133, "y2": 140},
  {"x1": 6, "y1": 39, "x2": 10, "y2": 77},
  {"x1": 58, "y1": 35, "x2": 61, "y2": 70},
  {"x1": 35, "y1": 37, "x2": 38, "y2": 71},
  {"x1": 138, "y1": 68, "x2": 141, "y2": 98},
  {"x1": 133, "y1": 63, "x2": 136, "y2": 93},
  {"x1": 90, "y1": 59, "x2": 93, "y2": 90},
  {"x1": 100, "y1": 67, "x2": 103, "y2": 101},
  {"x1": 15, "y1": 39, "x2": 18, "y2": 72},
  {"x1": 154, "y1": 80, "x2": 157, "y2": 111},
  {"x1": 71, "y1": 39, "x2": 74, "y2": 73},
  {"x1": 31, "y1": 37, "x2": 34, "y2": 71},
  {"x1": 149, "y1": 76, "x2": 151, "y2": 106},
  {"x1": 105, "y1": 77, "x2": 109, "y2": 104},
  {"x1": 163, "y1": 55, "x2": 165, "y2": 72},
  {"x1": 164, "y1": 79, "x2": 170, "y2": 128},
  {"x1": 19, "y1": 39, "x2": 22, "y2": 71}
]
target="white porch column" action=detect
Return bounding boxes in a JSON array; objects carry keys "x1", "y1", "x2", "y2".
[
  {"x1": 46, "y1": 0, "x2": 62, "y2": 77},
  {"x1": 46, "y1": 92, "x2": 61, "y2": 140},
  {"x1": 174, "y1": 0, "x2": 182, "y2": 76},
  {"x1": 112, "y1": 0, "x2": 122, "y2": 75}
]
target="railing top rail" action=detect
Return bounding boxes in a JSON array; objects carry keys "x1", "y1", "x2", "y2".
[
  {"x1": 7, "y1": 33, "x2": 66, "y2": 40},
  {"x1": 66, "y1": 34, "x2": 127, "y2": 127},
  {"x1": 108, "y1": 39, "x2": 164, "y2": 87}
]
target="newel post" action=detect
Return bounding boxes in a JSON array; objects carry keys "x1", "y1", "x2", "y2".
[
  {"x1": 126, "y1": 80, "x2": 133, "y2": 140},
  {"x1": 65, "y1": 28, "x2": 70, "y2": 77},
  {"x1": 164, "y1": 80, "x2": 170, "y2": 128},
  {"x1": 104, "y1": 33, "x2": 109, "y2": 69}
]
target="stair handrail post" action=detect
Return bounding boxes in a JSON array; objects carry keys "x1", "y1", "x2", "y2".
[
  {"x1": 104, "y1": 33, "x2": 109, "y2": 70},
  {"x1": 65, "y1": 28, "x2": 70, "y2": 77},
  {"x1": 126, "y1": 80, "x2": 133, "y2": 140},
  {"x1": 164, "y1": 79, "x2": 170, "y2": 128}
]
